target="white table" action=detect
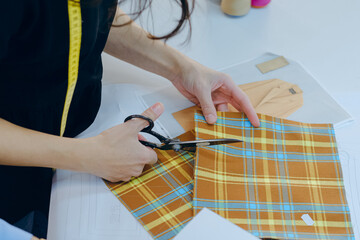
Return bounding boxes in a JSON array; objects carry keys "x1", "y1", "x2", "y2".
[{"x1": 47, "y1": 0, "x2": 360, "y2": 239}]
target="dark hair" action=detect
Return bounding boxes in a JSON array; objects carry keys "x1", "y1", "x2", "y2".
[{"x1": 116, "y1": 0, "x2": 194, "y2": 41}]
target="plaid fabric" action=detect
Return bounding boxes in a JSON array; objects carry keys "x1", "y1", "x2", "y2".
[
  {"x1": 193, "y1": 111, "x2": 354, "y2": 239},
  {"x1": 105, "y1": 131, "x2": 195, "y2": 240}
]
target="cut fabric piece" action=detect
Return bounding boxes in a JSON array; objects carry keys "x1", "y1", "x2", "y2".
[
  {"x1": 172, "y1": 105, "x2": 202, "y2": 133},
  {"x1": 105, "y1": 131, "x2": 195, "y2": 240},
  {"x1": 193, "y1": 111, "x2": 354, "y2": 239},
  {"x1": 172, "y1": 79, "x2": 303, "y2": 132}
]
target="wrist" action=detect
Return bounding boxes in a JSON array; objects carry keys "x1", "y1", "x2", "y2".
[
  {"x1": 167, "y1": 51, "x2": 195, "y2": 83},
  {"x1": 67, "y1": 135, "x2": 108, "y2": 176},
  {"x1": 47, "y1": 137, "x2": 89, "y2": 172}
]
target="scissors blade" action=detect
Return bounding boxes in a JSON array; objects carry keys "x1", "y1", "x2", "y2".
[{"x1": 160, "y1": 138, "x2": 243, "y2": 151}]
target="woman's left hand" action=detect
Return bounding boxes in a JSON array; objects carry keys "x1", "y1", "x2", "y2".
[{"x1": 171, "y1": 59, "x2": 260, "y2": 127}]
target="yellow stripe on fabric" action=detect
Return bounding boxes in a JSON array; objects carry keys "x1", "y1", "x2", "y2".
[
  {"x1": 127, "y1": 178, "x2": 183, "y2": 231},
  {"x1": 60, "y1": 0, "x2": 82, "y2": 137},
  {"x1": 240, "y1": 121, "x2": 251, "y2": 231},
  {"x1": 163, "y1": 151, "x2": 194, "y2": 183},
  {"x1": 146, "y1": 204, "x2": 192, "y2": 230},
  {"x1": 128, "y1": 178, "x2": 162, "y2": 206},
  {"x1": 229, "y1": 218, "x2": 352, "y2": 228},
  {"x1": 111, "y1": 168, "x2": 162, "y2": 194},
  {"x1": 262, "y1": 116, "x2": 275, "y2": 232},
  {"x1": 311, "y1": 125, "x2": 329, "y2": 236},
  {"x1": 196, "y1": 168, "x2": 343, "y2": 187},
  {"x1": 277, "y1": 117, "x2": 294, "y2": 232},
  {"x1": 215, "y1": 112, "x2": 227, "y2": 219},
  {"x1": 113, "y1": 152, "x2": 192, "y2": 194},
  {"x1": 197, "y1": 129, "x2": 334, "y2": 148},
  {"x1": 196, "y1": 165, "x2": 344, "y2": 183},
  {"x1": 302, "y1": 124, "x2": 326, "y2": 235}
]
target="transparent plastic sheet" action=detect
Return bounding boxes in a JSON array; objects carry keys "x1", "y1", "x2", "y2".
[{"x1": 141, "y1": 53, "x2": 353, "y2": 138}]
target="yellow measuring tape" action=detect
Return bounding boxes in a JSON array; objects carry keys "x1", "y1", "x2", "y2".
[{"x1": 60, "y1": 0, "x2": 82, "y2": 137}]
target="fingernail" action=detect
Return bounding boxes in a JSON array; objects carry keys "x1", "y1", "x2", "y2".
[
  {"x1": 151, "y1": 103, "x2": 163, "y2": 115},
  {"x1": 206, "y1": 114, "x2": 216, "y2": 124}
]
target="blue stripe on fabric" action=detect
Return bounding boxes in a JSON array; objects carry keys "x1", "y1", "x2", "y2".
[
  {"x1": 192, "y1": 200, "x2": 349, "y2": 213},
  {"x1": 254, "y1": 230, "x2": 354, "y2": 239},
  {"x1": 132, "y1": 183, "x2": 193, "y2": 218},
  {"x1": 196, "y1": 121, "x2": 333, "y2": 140},
  {"x1": 194, "y1": 113, "x2": 206, "y2": 121},
  {"x1": 194, "y1": 198, "x2": 351, "y2": 207},
  {"x1": 202, "y1": 145, "x2": 339, "y2": 162},
  {"x1": 196, "y1": 113, "x2": 333, "y2": 130},
  {"x1": 195, "y1": 114, "x2": 334, "y2": 136}
]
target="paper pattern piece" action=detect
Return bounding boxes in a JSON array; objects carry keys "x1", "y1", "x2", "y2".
[
  {"x1": 174, "y1": 208, "x2": 259, "y2": 240},
  {"x1": 256, "y1": 56, "x2": 289, "y2": 74},
  {"x1": 232, "y1": 79, "x2": 303, "y2": 118},
  {"x1": 193, "y1": 111, "x2": 354, "y2": 239},
  {"x1": 105, "y1": 131, "x2": 195, "y2": 240},
  {"x1": 172, "y1": 79, "x2": 303, "y2": 132}
]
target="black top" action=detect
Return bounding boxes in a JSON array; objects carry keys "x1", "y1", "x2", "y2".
[{"x1": 0, "y1": 0, "x2": 117, "y2": 235}]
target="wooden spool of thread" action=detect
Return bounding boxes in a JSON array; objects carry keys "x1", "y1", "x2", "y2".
[{"x1": 221, "y1": 0, "x2": 251, "y2": 17}]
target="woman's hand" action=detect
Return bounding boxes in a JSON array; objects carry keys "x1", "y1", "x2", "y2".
[
  {"x1": 171, "y1": 59, "x2": 260, "y2": 127},
  {"x1": 80, "y1": 103, "x2": 164, "y2": 182},
  {"x1": 104, "y1": 8, "x2": 258, "y2": 127}
]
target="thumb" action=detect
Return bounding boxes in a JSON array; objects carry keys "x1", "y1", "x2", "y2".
[
  {"x1": 127, "y1": 102, "x2": 165, "y2": 132},
  {"x1": 197, "y1": 90, "x2": 217, "y2": 124}
]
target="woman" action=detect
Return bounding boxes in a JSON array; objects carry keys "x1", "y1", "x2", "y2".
[{"x1": 0, "y1": 0, "x2": 259, "y2": 238}]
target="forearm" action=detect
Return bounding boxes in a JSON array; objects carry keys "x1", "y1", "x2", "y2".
[
  {"x1": 0, "y1": 118, "x2": 85, "y2": 171},
  {"x1": 0, "y1": 102, "x2": 165, "y2": 183},
  {"x1": 104, "y1": 8, "x2": 191, "y2": 82}
]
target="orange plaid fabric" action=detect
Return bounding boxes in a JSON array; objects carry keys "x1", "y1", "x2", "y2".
[
  {"x1": 105, "y1": 131, "x2": 195, "y2": 240},
  {"x1": 193, "y1": 111, "x2": 354, "y2": 239}
]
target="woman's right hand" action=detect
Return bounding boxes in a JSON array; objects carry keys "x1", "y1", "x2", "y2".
[{"x1": 80, "y1": 103, "x2": 164, "y2": 182}]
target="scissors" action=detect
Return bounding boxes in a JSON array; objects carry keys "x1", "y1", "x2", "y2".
[{"x1": 124, "y1": 114, "x2": 243, "y2": 152}]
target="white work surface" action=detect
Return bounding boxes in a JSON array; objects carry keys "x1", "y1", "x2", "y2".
[{"x1": 47, "y1": 0, "x2": 360, "y2": 239}]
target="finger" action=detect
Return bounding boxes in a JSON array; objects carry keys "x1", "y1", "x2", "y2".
[
  {"x1": 142, "y1": 102, "x2": 164, "y2": 121},
  {"x1": 138, "y1": 134, "x2": 159, "y2": 156},
  {"x1": 132, "y1": 165, "x2": 146, "y2": 177},
  {"x1": 230, "y1": 86, "x2": 260, "y2": 127},
  {"x1": 127, "y1": 102, "x2": 165, "y2": 132},
  {"x1": 143, "y1": 147, "x2": 158, "y2": 165},
  {"x1": 122, "y1": 177, "x2": 132, "y2": 182},
  {"x1": 216, "y1": 103, "x2": 229, "y2": 112},
  {"x1": 231, "y1": 97, "x2": 259, "y2": 127},
  {"x1": 197, "y1": 88, "x2": 217, "y2": 124}
]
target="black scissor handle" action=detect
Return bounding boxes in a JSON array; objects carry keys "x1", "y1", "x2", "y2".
[
  {"x1": 124, "y1": 114, "x2": 169, "y2": 143},
  {"x1": 139, "y1": 140, "x2": 160, "y2": 149},
  {"x1": 124, "y1": 114, "x2": 154, "y2": 132}
]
